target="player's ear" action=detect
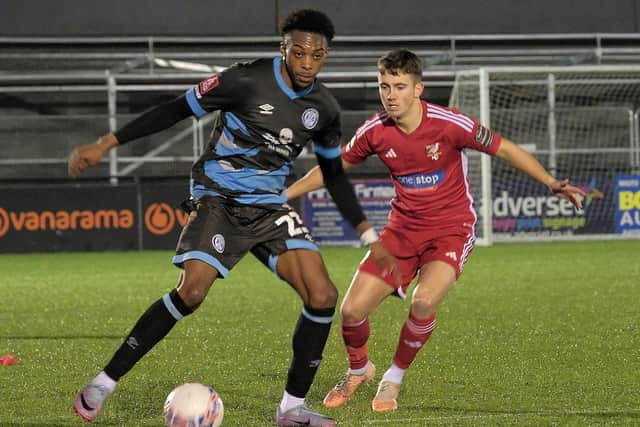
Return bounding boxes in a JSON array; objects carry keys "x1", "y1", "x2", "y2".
[
  {"x1": 414, "y1": 81, "x2": 424, "y2": 98},
  {"x1": 279, "y1": 41, "x2": 286, "y2": 59}
]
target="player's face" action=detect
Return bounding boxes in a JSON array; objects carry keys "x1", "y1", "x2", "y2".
[
  {"x1": 378, "y1": 71, "x2": 423, "y2": 121},
  {"x1": 280, "y1": 31, "x2": 329, "y2": 89}
]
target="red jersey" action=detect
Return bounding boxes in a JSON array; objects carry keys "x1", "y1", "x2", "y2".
[{"x1": 342, "y1": 100, "x2": 502, "y2": 231}]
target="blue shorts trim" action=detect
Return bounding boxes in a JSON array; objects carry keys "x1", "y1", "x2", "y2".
[
  {"x1": 268, "y1": 254, "x2": 279, "y2": 275},
  {"x1": 172, "y1": 251, "x2": 230, "y2": 278},
  {"x1": 285, "y1": 239, "x2": 319, "y2": 251},
  {"x1": 267, "y1": 241, "x2": 318, "y2": 277}
]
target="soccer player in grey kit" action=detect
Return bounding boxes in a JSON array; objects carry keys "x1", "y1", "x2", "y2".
[{"x1": 68, "y1": 10, "x2": 398, "y2": 427}]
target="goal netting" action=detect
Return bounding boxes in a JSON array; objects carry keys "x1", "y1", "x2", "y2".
[{"x1": 450, "y1": 66, "x2": 640, "y2": 245}]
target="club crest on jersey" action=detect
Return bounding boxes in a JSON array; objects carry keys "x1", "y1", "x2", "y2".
[
  {"x1": 211, "y1": 233, "x2": 225, "y2": 253},
  {"x1": 197, "y1": 74, "x2": 220, "y2": 98},
  {"x1": 301, "y1": 108, "x2": 319, "y2": 129},
  {"x1": 425, "y1": 143, "x2": 442, "y2": 160}
]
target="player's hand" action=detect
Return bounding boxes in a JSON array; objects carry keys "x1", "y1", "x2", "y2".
[
  {"x1": 548, "y1": 179, "x2": 586, "y2": 209},
  {"x1": 68, "y1": 134, "x2": 117, "y2": 177},
  {"x1": 369, "y1": 240, "x2": 402, "y2": 286}
]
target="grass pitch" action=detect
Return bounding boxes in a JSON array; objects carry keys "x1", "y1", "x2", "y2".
[{"x1": 1, "y1": 240, "x2": 639, "y2": 426}]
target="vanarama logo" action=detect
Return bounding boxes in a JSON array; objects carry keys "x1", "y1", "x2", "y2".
[
  {"x1": 144, "y1": 203, "x2": 190, "y2": 235},
  {"x1": 0, "y1": 208, "x2": 9, "y2": 237},
  {"x1": 0, "y1": 206, "x2": 134, "y2": 238}
]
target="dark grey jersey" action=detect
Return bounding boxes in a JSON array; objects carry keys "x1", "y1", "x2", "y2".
[{"x1": 184, "y1": 57, "x2": 342, "y2": 205}]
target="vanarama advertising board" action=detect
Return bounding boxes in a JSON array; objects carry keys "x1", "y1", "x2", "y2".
[
  {"x1": 0, "y1": 184, "x2": 138, "y2": 252},
  {"x1": 0, "y1": 180, "x2": 192, "y2": 253},
  {"x1": 0, "y1": 173, "x2": 627, "y2": 253},
  {"x1": 140, "y1": 180, "x2": 192, "y2": 249}
]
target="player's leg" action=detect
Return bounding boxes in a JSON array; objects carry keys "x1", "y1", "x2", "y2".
[
  {"x1": 74, "y1": 197, "x2": 237, "y2": 422},
  {"x1": 321, "y1": 269, "x2": 394, "y2": 408},
  {"x1": 372, "y1": 260, "x2": 454, "y2": 412},
  {"x1": 324, "y1": 227, "x2": 417, "y2": 408},
  {"x1": 74, "y1": 261, "x2": 218, "y2": 422},
  {"x1": 256, "y1": 248, "x2": 385, "y2": 411},
  {"x1": 249, "y1": 206, "x2": 338, "y2": 426},
  {"x1": 373, "y1": 231, "x2": 474, "y2": 412},
  {"x1": 105, "y1": 260, "x2": 219, "y2": 375},
  {"x1": 272, "y1": 248, "x2": 339, "y2": 426}
]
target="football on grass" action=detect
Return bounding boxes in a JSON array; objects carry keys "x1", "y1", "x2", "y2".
[{"x1": 163, "y1": 382, "x2": 224, "y2": 427}]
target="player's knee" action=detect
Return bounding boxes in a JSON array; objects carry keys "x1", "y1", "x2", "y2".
[
  {"x1": 307, "y1": 283, "x2": 338, "y2": 308},
  {"x1": 340, "y1": 302, "x2": 367, "y2": 325},
  {"x1": 411, "y1": 296, "x2": 437, "y2": 318},
  {"x1": 177, "y1": 285, "x2": 209, "y2": 310}
]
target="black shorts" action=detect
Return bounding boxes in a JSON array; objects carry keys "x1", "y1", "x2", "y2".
[{"x1": 172, "y1": 196, "x2": 318, "y2": 277}]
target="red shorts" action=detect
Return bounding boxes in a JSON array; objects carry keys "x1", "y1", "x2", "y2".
[{"x1": 358, "y1": 225, "x2": 475, "y2": 298}]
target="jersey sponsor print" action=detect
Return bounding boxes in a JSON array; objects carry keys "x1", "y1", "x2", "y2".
[{"x1": 342, "y1": 101, "x2": 501, "y2": 230}]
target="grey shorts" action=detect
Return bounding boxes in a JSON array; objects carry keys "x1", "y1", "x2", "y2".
[{"x1": 172, "y1": 196, "x2": 318, "y2": 277}]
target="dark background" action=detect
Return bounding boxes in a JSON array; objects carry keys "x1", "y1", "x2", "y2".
[{"x1": 2, "y1": 0, "x2": 639, "y2": 36}]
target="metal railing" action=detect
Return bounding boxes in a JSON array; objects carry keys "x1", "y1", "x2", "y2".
[
  {"x1": 3, "y1": 33, "x2": 640, "y2": 181},
  {"x1": 2, "y1": 33, "x2": 640, "y2": 75}
]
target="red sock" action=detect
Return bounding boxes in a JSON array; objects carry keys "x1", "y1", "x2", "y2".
[
  {"x1": 392, "y1": 312, "x2": 436, "y2": 369},
  {"x1": 342, "y1": 318, "x2": 370, "y2": 370}
]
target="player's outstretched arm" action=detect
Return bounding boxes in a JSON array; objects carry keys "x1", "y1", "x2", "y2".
[
  {"x1": 495, "y1": 138, "x2": 586, "y2": 209},
  {"x1": 285, "y1": 165, "x2": 324, "y2": 201},
  {"x1": 68, "y1": 95, "x2": 193, "y2": 177},
  {"x1": 546, "y1": 178, "x2": 587, "y2": 209},
  {"x1": 285, "y1": 158, "x2": 354, "y2": 201},
  {"x1": 313, "y1": 154, "x2": 401, "y2": 285},
  {"x1": 68, "y1": 133, "x2": 119, "y2": 177}
]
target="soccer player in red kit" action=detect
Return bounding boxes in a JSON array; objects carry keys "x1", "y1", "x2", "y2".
[{"x1": 285, "y1": 49, "x2": 586, "y2": 412}]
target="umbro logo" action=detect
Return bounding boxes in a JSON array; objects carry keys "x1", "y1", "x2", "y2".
[
  {"x1": 445, "y1": 251, "x2": 457, "y2": 261},
  {"x1": 126, "y1": 336, "x2": 139, "y2": 349},
  {"x1": 259, "y1": 104, "x2": 274, "y2": 115},
  {"x1": 384, "y1": 148, "x2": 398, "y2": 158}
]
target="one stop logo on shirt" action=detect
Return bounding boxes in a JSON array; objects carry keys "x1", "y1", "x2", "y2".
[{"x1": 396, "y1": 170, "x2": 445, "y2": 189}]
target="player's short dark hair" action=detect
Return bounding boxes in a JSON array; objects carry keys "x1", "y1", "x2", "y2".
[
  {"x1": 377, "y1": 49, "x2": 423, "y2": 80},
  {"x1": 280, "y1": 9, "x2": 335, "y2": 42}
]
